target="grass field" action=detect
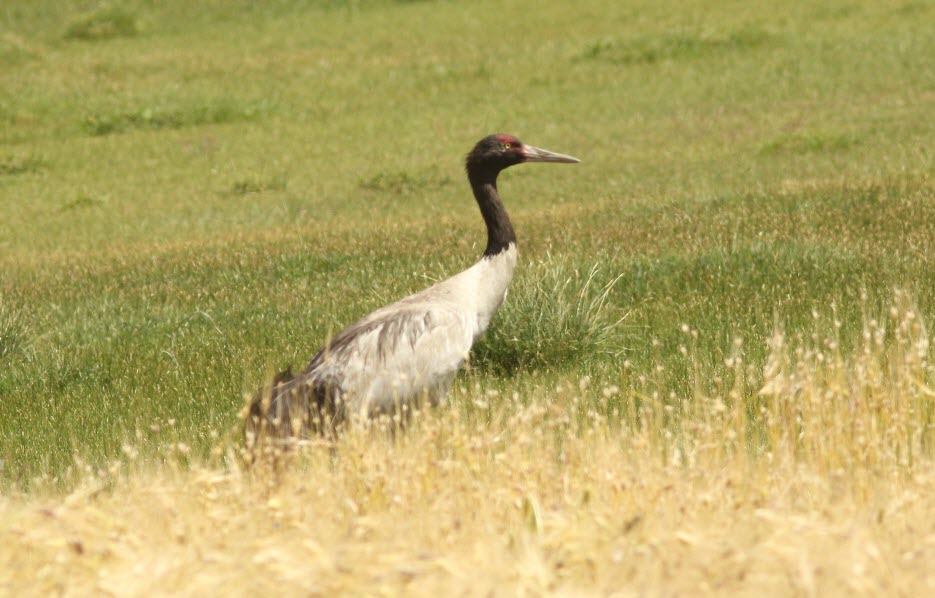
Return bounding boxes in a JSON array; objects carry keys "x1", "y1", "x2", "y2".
[{"x1": 2, "y1": 0, "x2": 935, "y2": 594}]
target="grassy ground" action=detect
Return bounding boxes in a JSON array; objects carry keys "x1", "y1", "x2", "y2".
[{"x1": 2, "y1": 0, "x2": 935, "y2": 594}]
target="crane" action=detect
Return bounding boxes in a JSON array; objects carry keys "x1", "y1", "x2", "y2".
[{"x1": 245, "y1": 134, "x2": 579, "y2": 446}]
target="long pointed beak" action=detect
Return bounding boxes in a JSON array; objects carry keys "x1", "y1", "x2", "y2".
[{"x1": 521, "y1": 144, "x2": 580, "y2": 164}]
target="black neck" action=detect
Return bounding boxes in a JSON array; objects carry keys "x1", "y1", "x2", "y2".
[{"x1": 468, "y1": 170, "x2": 516, "y2": 257}]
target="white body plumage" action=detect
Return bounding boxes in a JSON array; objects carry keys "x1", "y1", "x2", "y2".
[{"x1": 313, "y1": 243, "x2": 517, "y2": 418}]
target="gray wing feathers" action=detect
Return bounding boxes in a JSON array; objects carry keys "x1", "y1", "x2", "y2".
[{"x1": 309, "y1": 305, "x2": 474, "y2": 411}]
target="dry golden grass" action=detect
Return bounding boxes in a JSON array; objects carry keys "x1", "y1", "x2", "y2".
[{"x1": 3, "y1": 300, "x2": 934, "y2": 596}]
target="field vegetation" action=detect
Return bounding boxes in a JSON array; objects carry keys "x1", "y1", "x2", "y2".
[{"x1": 2, "y1": 0, "x2": 935, "y2": 594}]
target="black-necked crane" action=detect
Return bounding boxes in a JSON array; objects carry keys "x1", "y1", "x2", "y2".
[{"x1": 245, "y1": 134, "x2": 579, "y2": 444}]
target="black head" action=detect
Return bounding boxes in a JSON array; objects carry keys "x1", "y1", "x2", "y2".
[{"x1": 465, "y1": 134, "x2": 579, "y2": 181}]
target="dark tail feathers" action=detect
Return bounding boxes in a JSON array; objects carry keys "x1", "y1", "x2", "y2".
[{"x1": 243, "y1": 367, "x2": 344, "y2": 459}]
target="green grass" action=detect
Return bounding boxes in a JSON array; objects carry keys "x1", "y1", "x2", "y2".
[{"x1": 2, "y1": 0, "x2": 935, "y2": 484}]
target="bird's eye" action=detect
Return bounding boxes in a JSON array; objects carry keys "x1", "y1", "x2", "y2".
[{"x1": 503, "y1": 142, "x2": 512, "y2": 149}]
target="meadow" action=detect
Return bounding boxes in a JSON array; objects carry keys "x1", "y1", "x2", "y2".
[{"x1": 2, "y1": 0, "x2": 935, "y2": 594}]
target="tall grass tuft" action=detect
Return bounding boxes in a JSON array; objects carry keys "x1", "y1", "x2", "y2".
[
  {"x1": 81, "y1": 99, "x2": 272, "y2": 136},
  {"x1": 63, "y1": 6, "x2": 139, "y2": 41},
  {"x1": 582, "y1": 27, "x2": 773, "y2": 65},
  {"x1": 759, "y1": 130, "x2": 862, "y2": 155},
  {"x1": 0, "y1": 154, "x2": 44, "y2": 176},
  {"x1": 358, "y1": 168, "x2": 451, "y2": 194},
  {"x1": 471, "y1": 254, "x2": 626, "y2": 375}
]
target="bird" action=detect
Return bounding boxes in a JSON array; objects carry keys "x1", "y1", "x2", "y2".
[{"x1": 245, "y1": 134, "x2": 579, "y2": 447}]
